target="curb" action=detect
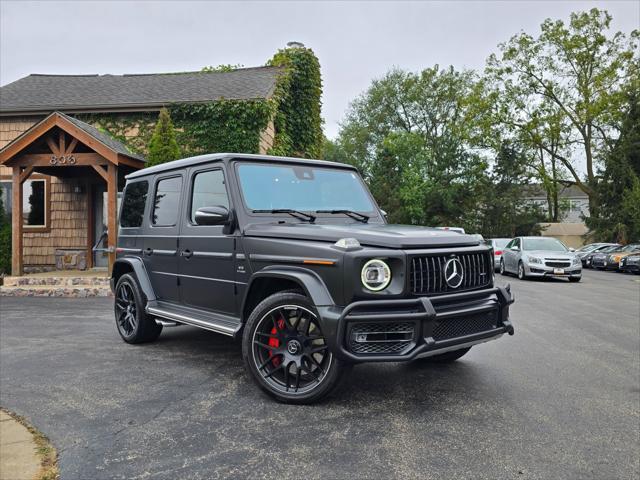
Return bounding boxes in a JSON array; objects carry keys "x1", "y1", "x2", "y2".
[{"x1": 0, "y1": 408, "x2": 58, "y2": 480}]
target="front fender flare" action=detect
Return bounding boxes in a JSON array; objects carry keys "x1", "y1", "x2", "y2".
[
  {"x1": 111, "y1": 257, "x2": 156, "y2": 302},
  {"x1": 243, "y1": 265, "x2": 336, "y2": 310}
]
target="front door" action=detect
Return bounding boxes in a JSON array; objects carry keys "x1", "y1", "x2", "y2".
[{"x1": 178, "y1": 167, "x2": 236, "y2": 315}]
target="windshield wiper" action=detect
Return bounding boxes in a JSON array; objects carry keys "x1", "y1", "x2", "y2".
[
  {"x1": 316, "y1": 209, "x2": 369, "y2": 223},
  {"x1": 252, "y1": 209, "x2": 316, "y2": 222}
]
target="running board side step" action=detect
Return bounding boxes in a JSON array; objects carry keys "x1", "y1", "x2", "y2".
[
  {"x1": 146, "y1": 301, "x2": 242, "y2": 338},
  {"x1": 155, "y1": 319, "x2": 181, "y2": 327}
]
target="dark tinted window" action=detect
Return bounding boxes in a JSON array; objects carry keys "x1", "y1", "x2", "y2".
[
  {"x1": 120, "y1": 181, "x2": 148, "y2": 228},
  {"x1": 24, "y1": 179, "x2": 46, "y2": 226},
  {"x1": 191, "y1": 170, "x2": 229, "y2": 223},
  {"x1": 152, "y1": 176, "x2": 182, "y2": 226}
]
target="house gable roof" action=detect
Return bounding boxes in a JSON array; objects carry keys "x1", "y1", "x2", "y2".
[
  {"x1": 0, "y1": 66, "x2": 282, "y2": 115},
  {"x1": 0, "y1": 111, "x2": 145, "y2": 166}
]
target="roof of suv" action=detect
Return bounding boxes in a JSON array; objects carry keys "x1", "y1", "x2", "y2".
[{"x1": 126, "y1": 153, "x2": 358, "y2": 179}]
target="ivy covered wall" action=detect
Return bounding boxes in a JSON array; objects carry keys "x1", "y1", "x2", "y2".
[{"x1": 76, "y1": 45, "x2": 324, "y2": 160}]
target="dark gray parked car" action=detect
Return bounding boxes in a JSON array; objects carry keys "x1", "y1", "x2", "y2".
[
  {"x1": 575, "y1": 243, "x2": 619, "y2": 267},
  {"x1": 111, "y1": 153, "x2": 514, "y2": 403}
]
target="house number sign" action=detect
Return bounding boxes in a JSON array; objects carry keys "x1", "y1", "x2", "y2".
[{"x1": 50, "y1": 155, "x2": 77, "y2": 165}]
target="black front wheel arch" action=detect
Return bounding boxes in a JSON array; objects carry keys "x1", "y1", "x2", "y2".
[{"x1": 242, "y1": 291, "x2": 349, "y2": 404}]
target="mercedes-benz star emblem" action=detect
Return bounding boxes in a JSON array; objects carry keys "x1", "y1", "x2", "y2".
[
  {"x1": 287, "y1": 340, "x2": 301, "y2": 355},
  {"x1": 444, "y1": 258, "x2": 464, "y2": 288}
]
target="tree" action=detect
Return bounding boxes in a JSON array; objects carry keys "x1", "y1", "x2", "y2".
[
  {"x1": 147, "y1": 108, "x2": 180, "y2": 166},
  {"x1": 586, "y1": 92, "x2": 640, "y2": 242},
  {"x1": 477, "y1": 142, "x2": 545, "y2": 237},
  {"x1": 485, "y1": 8, "x2": 639, "y2": 214},
  {"x1": 335, "y1": 66, "x2": 487, "y2": 230}
]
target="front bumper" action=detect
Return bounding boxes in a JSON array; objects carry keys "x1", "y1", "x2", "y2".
[
  {"x1": 317, "y1": 285, "x2": 514, "y2": 363},
  {"x1": 524, "y1": 262, "x2": 581, "y2": 278}
]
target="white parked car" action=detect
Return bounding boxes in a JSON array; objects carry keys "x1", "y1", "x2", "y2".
[
  {"x1": 500, "y1": 237, "x2": 581, "y2": 282},
  {"x1": 488, "y1": 238, "x2": 511, "y2": 271}
]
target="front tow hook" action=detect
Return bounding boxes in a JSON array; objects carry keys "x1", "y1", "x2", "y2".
[{"x1": 503, "y1": 320, "x2": 515, "y2": 335}]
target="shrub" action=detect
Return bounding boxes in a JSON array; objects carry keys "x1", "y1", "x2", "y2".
[{"x1": 147, "y1": 108, "x2": 181, "y2": 166}]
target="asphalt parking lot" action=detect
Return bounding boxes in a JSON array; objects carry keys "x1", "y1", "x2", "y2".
[{"x1": 1, "y1": 269, "x2": 639, "y2": 480}]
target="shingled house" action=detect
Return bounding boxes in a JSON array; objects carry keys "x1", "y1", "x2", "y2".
[{"x1": 0, "y1": 67, "x2": 282, "y2": 275}]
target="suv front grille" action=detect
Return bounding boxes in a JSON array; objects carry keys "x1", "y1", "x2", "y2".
[
  {"x1": 431, "y1": 310, "x2": 499, "y2": 341},
  {"x1": 409, "y1": 252, "x2": 491, "y2": 295},
  {"x1": 348, "y1": 322, "x2": 415, "y2": 354}
]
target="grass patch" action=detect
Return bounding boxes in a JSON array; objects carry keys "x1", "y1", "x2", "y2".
[{"x1": 1, "y1": 407, "x2": 59, "y2": 480}]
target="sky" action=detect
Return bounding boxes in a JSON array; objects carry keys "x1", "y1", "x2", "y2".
[{"x1": 1, "y1": 1, "x2": 638, "y2": 139}]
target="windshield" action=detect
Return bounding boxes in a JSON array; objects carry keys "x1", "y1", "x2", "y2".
[
  {"x1": 622, "y1": 244, "x2": 640, "y2": 252},
  {"x1": 522, "y1": 237, "x2": 568, "y2": 252},
  {"x1": 492, "y1": 239, "x2": 510, "y2": 248},
  {"x1": 577, "y1": 244, "x2": 601, "y2": 252},
  {"x1": 237, "y1": 163, "x2": 376, "y2": 214}
]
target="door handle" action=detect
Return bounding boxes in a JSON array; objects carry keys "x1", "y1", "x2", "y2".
[
  {"x1": 143, "y1": 248, "x2": 153, "y2": 256},
  {"x1": 180, "y1": 249, "x2": 193, "y2": 259}
]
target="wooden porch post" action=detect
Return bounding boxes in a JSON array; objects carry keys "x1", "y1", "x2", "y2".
[
  {"x1": 107, "y1": 163, "x2": 118, "y2": 273},
  {"x1": 11, "y1": 167, "x2": 23, "y2": 276}
]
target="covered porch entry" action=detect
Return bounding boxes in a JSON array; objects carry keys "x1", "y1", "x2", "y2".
[{"x1": 0, "y1": 111, "x2": 145, "y2": 275}]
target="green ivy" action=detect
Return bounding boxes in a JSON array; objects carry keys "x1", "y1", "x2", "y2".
[
  {"x1": 268, "y1": 46, "x2": 323, "y2": 158},
  {"x1": 75, "y1": 47, "x2": 324, "y2": 160}
]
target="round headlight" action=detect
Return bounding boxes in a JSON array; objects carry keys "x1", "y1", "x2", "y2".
[{"x1": 361, "y1": 259, "x2": 391, "y2": 291}]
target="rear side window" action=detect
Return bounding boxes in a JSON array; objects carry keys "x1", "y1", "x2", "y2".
[
  {"x1": 152, "y1": 176, "x2": 182, "y2": 226},
  {"x1": 120, "y1": 181, "x2": 148, "y2": 228},
  {"x1": 191, "y1": 170, "x2": 229, "y2": 223}
]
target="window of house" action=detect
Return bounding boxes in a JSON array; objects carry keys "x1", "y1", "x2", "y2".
[
  {"x1": 190, "y1": 170, "x2": 229, "y2": 223},
  {"x1": 152, "y1": 176, "x2": 182, "y2": 226},
  {"x1": 0, "y1": 181, "x2": 12, "y2": 218},
  {"x1": 120, "y1": 181, "x2": 149, "y2": 228},
  {"x1": 23, "y1": 179, "x2": 47, "y2": 227}
]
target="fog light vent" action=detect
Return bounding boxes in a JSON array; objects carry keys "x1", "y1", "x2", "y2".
[{"x1": 348, "y1": 322, "x2": 415, "y2": 355}]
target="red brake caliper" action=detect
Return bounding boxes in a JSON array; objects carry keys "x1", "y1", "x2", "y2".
[{"x1": 268, "y1": 318, "x2": 286, "y2": 367}]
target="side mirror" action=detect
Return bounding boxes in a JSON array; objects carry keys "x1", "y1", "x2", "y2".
[
  {"x1": 512, "y1": 246, "x2": 520, "y2": 251},
  {"x1": 569, "y1": 247, "x2": 576, "y2": 252},
  {"x1": 380, "y1": 209, "x2": 388, "y2": 219},
  {"x1": 194, "y1": 206, "x2": 230, "y2": 226}
]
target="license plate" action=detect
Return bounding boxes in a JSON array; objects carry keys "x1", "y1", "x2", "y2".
[{"x1": 553, "y1": 268, "x2": 565, "y2": 275}]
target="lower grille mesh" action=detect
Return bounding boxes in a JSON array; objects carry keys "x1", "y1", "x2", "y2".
[
  {"x1": 348, "y1": 322, "x2": 415, "y2": 354},
  {"x1": 431, "y1": 311, "x2": 499, "y2": 341}
]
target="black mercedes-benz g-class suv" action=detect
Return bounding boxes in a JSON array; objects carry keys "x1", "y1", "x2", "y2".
[{"x1": 112, "y1": 153, "x2": 514, "y2": 403}]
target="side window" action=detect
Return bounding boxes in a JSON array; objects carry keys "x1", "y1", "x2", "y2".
[
  {"x1": 505, "y1": 239, "x2": 515, "y2": 249},
  {"x1": 514, "y1": 238, "x2": 521, "y2": 249},
  {"x1": 120, "y1": 181, "x2": 149, "y2": 228},
  {"x1": 152, "y1": 176, "x2": 182, "y2": 227},
  {"x1": 190, "y1": 170, "x2": 229, "y2": 223}
]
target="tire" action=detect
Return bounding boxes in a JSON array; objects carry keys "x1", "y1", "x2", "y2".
[
  {"x1": 242, "y1": 291, "x2": 348, "y2": 404},
  {"x1": 569, "y1": 277, "x2": 581, "y2": 283},
  {"x1": 421, "y1": 347, "x2": 471, "y2": 363},
  {"x1": 114, "y1": 273, "x2": 162, "y2": 344},
  {"x1": 517, "y1": 262, "x2": 527, "y2": 280},
  {"x1": 499, "y1": 258, "x2": 506, "y2": 275}
]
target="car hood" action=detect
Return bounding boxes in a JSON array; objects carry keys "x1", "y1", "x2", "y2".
[
  {"x1": 243, "y1": 223, "x2": 480, "y2": 249},
  {"x1": 525, "y1": 250, "x2": 575, "y2": 259}
]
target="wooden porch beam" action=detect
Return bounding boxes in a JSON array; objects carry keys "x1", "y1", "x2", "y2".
[
  {"x1": 11, "y1": 167, "x2": 23, "y2": 275},
  {"x1": 66, "y1": 137, "x2": 78, "y2": 155},
  {"x1": 45, "y1": 136, "x2": 60, "y2": 156},
  {"x1": 19, "y1": 166, "x2": 35, "y2": 184},
  {"x1": 107, "y1": 163, "x2": 118, "y2": 273},
  {"x1": 8, "y1": 153, "x2": 109, "y2": 167},
  {"x1": 58, "y1": 130, "x2": 66, "y2": 157},
  {"x1": 91, "y1": 164, "x2": 109, "y2": 183}
]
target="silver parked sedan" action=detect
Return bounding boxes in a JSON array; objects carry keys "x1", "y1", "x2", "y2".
[
  {"x1": 488, "y1": 238, "x2": 512, "y2": 271},
  {"x1": 500, "y1": 236, "x2": 582, "y2": 282}
]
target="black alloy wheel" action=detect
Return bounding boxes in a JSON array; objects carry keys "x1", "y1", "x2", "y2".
[
  {"x1": 115, "y1": 282, "x2": 138, "y2": 337},
  {"x1": 243, "y1": 292, "x2": 347, "y2": 404},
  {"x1": 114, "y1": 273, "x2": 162, "y2": 344}
]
